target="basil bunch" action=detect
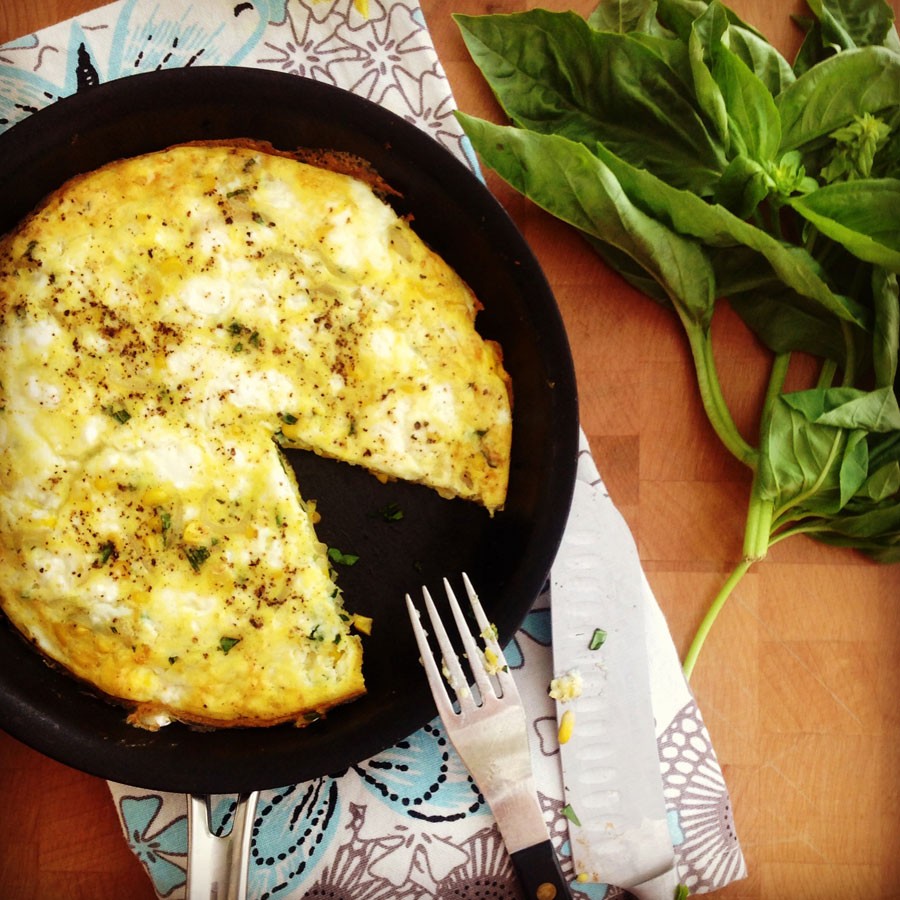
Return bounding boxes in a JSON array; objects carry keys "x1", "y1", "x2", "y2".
[{"x1": 454, "y1": 0, "x2": 900, "y2": 676}]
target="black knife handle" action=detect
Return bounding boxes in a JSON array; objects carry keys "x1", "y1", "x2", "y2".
[{"x1": 510, "y1": 839, "x2": 574, "y2": 900}]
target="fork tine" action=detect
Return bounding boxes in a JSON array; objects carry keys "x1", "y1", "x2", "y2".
[
  {"x1": 461, "y1": 573, "x2": 494, "y2": 647},
  {"x1": 443, "y1": 577, "x2": 495, "y2": 702},
  {"x1": 405, "y1": 594, "x2": 454, "y2": 714},
  {"x1": 417, "y1": 585, "x2": 473, "y2": 708},
  {"x1": 460, "y1": 572, "x2": 521, "y2": 700},
  {"x1": 421, "y1": 585, "x2": 470, "y2": 703}
]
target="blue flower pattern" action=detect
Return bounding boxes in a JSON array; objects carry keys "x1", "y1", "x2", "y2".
[
  {"x1": 119, "y1": 795, "x2": 188, "y2": 897},
  {"x1": 0, "y1": 0, "x2": 473, "y2": 164}
]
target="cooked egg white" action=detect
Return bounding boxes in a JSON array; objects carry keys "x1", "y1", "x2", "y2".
[{"x1": 0, "y1": 142, "x2": 512, "y2": 728}]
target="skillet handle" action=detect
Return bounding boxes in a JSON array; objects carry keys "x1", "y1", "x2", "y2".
[
  {"x1": 186, "y1": 792, "x2": 259, "y2": 900},
  {"x1": 509, "y1": 839, "x2": 574, "y2": 899}
]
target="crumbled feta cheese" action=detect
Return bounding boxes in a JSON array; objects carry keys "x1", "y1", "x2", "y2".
[{"x1": 549, "y1": 669, "x2": 583, "y2": 703}]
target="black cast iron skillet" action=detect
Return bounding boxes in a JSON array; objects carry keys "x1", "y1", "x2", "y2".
[{"x1": 0, "y1": 67, "x2": 578, "y2": 794}]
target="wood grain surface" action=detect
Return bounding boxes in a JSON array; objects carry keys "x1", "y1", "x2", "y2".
[{"x1": 2, "y1": 1, "x2": 899, "y2": 897}]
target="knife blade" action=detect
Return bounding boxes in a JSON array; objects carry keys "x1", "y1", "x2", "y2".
[{"x1": 550, "y1": 477, "x2": 675, "y2": 890}]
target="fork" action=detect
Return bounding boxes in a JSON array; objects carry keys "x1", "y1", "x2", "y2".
[{"x1": 406, "y1": 574, "x2": 573, "y2": 900}]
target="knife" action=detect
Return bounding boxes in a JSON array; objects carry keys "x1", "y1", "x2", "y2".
[{"x1": 550, "y1": 476, "x2": 676, "y2": 894}]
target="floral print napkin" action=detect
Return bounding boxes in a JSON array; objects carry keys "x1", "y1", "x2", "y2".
[{"x1": 1, "y1": 2, "x2": 746, "y2": 896}]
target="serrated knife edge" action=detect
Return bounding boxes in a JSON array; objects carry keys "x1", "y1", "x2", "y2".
[{"x1": 551, "y1": 478, "x2": 674, "y2": 888}]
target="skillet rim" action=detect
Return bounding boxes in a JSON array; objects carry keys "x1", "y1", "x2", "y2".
[{"x1": 0, "y1": 67, "x2": 579, "y2": 793}]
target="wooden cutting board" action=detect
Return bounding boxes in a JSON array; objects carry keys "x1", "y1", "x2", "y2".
[{"x1": 1, "y1": 0, "x2": 899, "y2": 897}]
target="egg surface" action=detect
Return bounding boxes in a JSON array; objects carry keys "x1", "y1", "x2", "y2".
[{"x1": 0, "y1": 142, "x2": 512, "y2": 729}]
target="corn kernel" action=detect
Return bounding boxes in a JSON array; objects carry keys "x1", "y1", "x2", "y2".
[
  {"x1": 351, "y1": 614, "x2": 373, "y2": 636},
  {"x1": 483, "y1": 646, "x2": 503, "y2": 675},
  {"x1": 558, "y1": 708, "x2": 575, "y2": 745},
  {"x1": 141, "y1": 487, "x2": 168, "y2": 506},
  {"x1": 281, "y1": 421, "x2": 303, "y2": 442}
]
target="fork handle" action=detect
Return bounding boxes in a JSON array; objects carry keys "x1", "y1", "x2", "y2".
[{"x1": 510, "y1": 839, "x2": 574, "y2": 899}]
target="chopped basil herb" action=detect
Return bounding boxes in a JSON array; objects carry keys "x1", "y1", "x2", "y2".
[
  {"x1": 303, "y1": 711, "x2": 321, "y2": 723},
  {"x1": 226, "y1": 188, "x2": 249, "y2": 199},
  {"x1": 157, "y1": 508, "x2": 172, "y2": 545},
  {"x1": 218, "y1": 636, "x2": 241, "y2": 654},
  {"x1": 252, "y1": 211, "x2": 265, "y2": 225},
  {"x1": 328, "y1": 547, "x2": 359, "y2": 567},
  {"x1": 95, "y1": 540, "x2": 116, "y2": 567},
  {"x1": 589, "y1": 628, "x2": 607, "y2": 651},
  {"x1": 675, "y1": 886, "x2": 691, "y2": 900},
  {"x1": 185, "y1": 545, "x2": 212, "y2": 572},
  {"x1": 379, "y1": 502, "x2": 404, "y2": 522},
  {"x1": 561, "y1": 804, "x2": 581, "y2": 826},
  {"x1": 105, "y1": 406, "x2": 131, "y2": 425},
  {"x1": 279, "y1": 412, "x2": 298, "y2": 425}
]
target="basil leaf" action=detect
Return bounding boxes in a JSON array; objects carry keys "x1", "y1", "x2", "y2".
[
  {"x1": 723, "y1": 20, "x2": 795, "y2": 95},
  {"x1": 759, "y1": 395, "x2": 869, "y2": 515},
  {"x1": 777, "y1": 47, "x2": 900, "y2": 152},
  {"x1": 654, "y1": 0, "x2": 714, "y2": 38},
  {"x1": 872, "y1": 268, "x2": 899, "y2": 387},
  {"x1": 713, "y1": 155, "x2": 770, "y2": 216},
  {"x1": 808, "y1": 501, "x2": 900, "y2": 560},
  {"x1": 804, "y1": 0, "x2": 899, "y2": 51},
  {"x1": 788, "y1": 179, "x2": 900, "y2": 271},
  {"x1": 711, "y1": 33, "x2": 782, "y2": 162},
  {"x1": 783, "y1": 385, "x2": 900, "y2": 432},
  {"x1": 455, "y1": 114, "x2": 716, "y2": 327},
  {"x1": 585, "y1": 139, "x2": 868, "y2": 326},
  {"x1": 587, "y1": 0, "x2": 670, "y2": 35},
  {"x1": 726, "y1": 283, "x2": 849, "y2": 363},
  {"x1": 218, "y1": 636, "x2": 241, "y2": 655},
  {"x1": 859, "y1": 460, "x2": 900, "y2": 501},
  {"x1": 185, "y1": 545, "x2": 211, "y2": 572},
  {"x1": 688, "y1": 3, "x2": 730, "y2": 145},
  {"x1": 328, "y1": 547, "x2": 359, "y2": 566},
  {"x1": 454, "y1": 10, "x2": 727, "y2": 194},
  {"x1": 792, "y1": 16, "x2": 830, "y2": 76},
  {"x1": 689, "y1": 0, "x2": 785, "y2": 162}
]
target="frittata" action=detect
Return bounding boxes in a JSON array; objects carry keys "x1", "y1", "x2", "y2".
[{"x1": 0, "y1": 142, "x2": 512, "y2": 729}]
